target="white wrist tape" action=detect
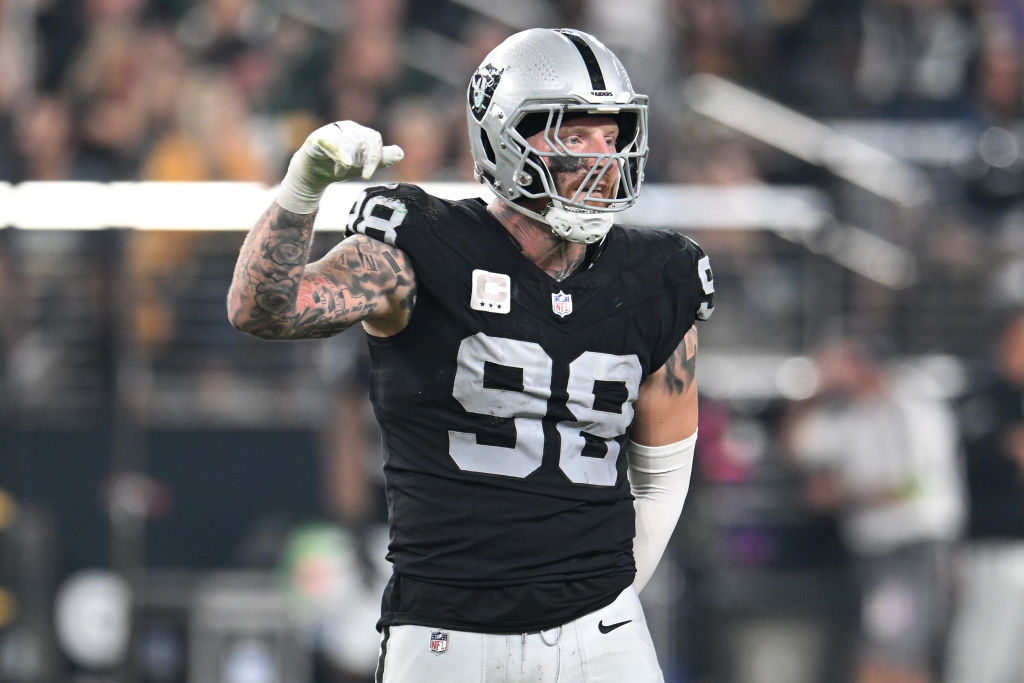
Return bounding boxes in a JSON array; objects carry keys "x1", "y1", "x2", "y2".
[
  {"x1": 628, "y1": 431, "x2": 697, "y2": 592},
  {"x1": 276, "y1": 121, "x2": 405, "y2": 215},
  {"x1": 276, "y1": 155, "x2": 329, "y2": 215}
]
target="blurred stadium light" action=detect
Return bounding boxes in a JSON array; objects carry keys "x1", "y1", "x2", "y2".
[
  {"x1": 0, "y1": 181, "x2": 823, "y2": 232},
  {"x1": 0, "y1": 181, "x2": 916, "y2": 288}
]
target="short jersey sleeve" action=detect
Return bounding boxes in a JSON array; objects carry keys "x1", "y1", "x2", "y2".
[
  {"x1": 343, "y1": 182, "x2": 439, "y2": 248},
  {"x1": 644, "y1": 231, "x2": 715, "y2": 374},
  {"x1": 675, "y1": 232, "x2": 715, "y2": 322}
]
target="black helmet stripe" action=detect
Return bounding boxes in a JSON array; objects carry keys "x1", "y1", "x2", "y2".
[{"x1": 557, "y1": 30, "x2": 606, "y2": 90}]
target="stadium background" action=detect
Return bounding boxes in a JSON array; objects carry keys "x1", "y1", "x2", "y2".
[{"x1": 1, "y1": 0, "x2": 1022, "y2": 681}]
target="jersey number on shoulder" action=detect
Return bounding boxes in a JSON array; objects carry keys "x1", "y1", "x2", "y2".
[
  {"x1": 449, "y1": 333, "x2": 642, "y2": 487},
  {"x1": 696, "y1": 254, "x2": 714, "y2": 320},
  {"x1": 346, "y1": 187, "x2": 407, "y2": 246},
  {"x1": 681, "y1": 234, "x2": 715, "y2": 321}
]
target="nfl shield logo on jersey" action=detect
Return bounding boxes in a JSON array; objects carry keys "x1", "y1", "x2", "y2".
[
  {"x1": 428, "y1": 630, "x2": 448, "y2": 654},
  {"x1": 551, "y1": 291, "x2": 573, "y2": 318}
]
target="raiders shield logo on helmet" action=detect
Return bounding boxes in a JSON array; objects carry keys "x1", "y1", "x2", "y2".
[{"x1": 469, "y1": 64, "x2": 503, "y2": 121}]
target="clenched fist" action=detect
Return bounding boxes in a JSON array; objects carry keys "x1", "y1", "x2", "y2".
[{"x1": 277, "y1": 121, "x2": 405, "y2": 214}]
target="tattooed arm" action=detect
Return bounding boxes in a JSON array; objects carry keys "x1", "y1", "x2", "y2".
[
  {"x1": 631, "y1": 324, "x2": 699, "y2": 445},
  {"x1": 227, "y1": 120, "x2": 408, "y2": 339},
  {"x1": 227, "y1": 202, "x2": 416, "y2": 339}
]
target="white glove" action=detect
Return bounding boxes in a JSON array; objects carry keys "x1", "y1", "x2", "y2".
[{"x1": 277, "y1": 121, "x2": 404, "y2": 214}]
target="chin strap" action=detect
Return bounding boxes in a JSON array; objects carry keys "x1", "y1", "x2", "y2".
[
  {"x1": 502, "y1": 197, "x2": 616, "y2": 245},
  {"x1": 544, "y1": 204, "x2": 615, "y2": 244}
]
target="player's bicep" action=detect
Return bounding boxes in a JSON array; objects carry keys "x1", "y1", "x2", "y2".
[
  {"x1": 294, "y1": 234, "x2": 416, "y2": 338},
  {"x1": 631, "y1": 325, "x2": 699, "y2": 445}
]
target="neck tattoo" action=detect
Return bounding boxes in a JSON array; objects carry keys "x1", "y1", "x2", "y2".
[{"x1": 490, "y1": 201, "x2": 586, "y2": 280}]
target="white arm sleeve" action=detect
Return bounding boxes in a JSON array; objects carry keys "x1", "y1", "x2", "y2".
[{"x1": 627, "y1": 431, "x2": 697, "y2": 592}]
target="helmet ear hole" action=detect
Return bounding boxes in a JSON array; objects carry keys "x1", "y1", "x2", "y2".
[
  {"x1": 479, "y1": 130, "x2": 496, "y2": 164},
  {"x1": 520, "y1": 153, "x2": 547, "y2": 194}
]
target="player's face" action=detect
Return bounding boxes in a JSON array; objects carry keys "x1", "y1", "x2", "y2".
[{"x1": 527, "y1": 116, "x2": 621, "y2": 207}]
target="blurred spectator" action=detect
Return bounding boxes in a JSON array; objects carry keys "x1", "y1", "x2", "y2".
[
  {"x1": 944, "y1": 309, "x2": 1024, "y2": 683},
  {"x1": 176, "y1": 0, "x2": 276, "y2": 64},
  {"x1": 252, "y1": 15, "x2": 333, "y2": 118},
  {"x1": 142, "y1": 69, "x2": 272, "y2": 182},
  {"x1": 781, "y1": 339, "x2": 965, "y2": 683},
  {"x1": 318, "y1": 0, "x2": 407, "y2": 132},
  {"x1": 0, "y1": 0, "x2": 33, "y2": 179},
  {"x1": 133, "y1": 24, "x2": 190, "y2": 144},
  {"x1": 970, "y1": 34, "x2": 1024, "y2": 126},
  {"x1": 321, "y1": 27, "x2": 402, "y2": 132},
  {"x1": 960, "y1": 16, "x2": 1024, "y2": 213},
  {"x1": 61, "y1": 6, "x2": 151, "y2": 180},
  {"x1": 382, "y1": 95, "x2": 463, "y2": 181},
  {"x1": 9, "y1": 94, "x2": 75, "y2": 181},
  {"x1": 855, "y1": 0, "x2": 980, "y2": 118},
  {"x1": 0, "y1": 0, "x2": 32, "y2": 106},
  {"x1": 675, "y1": 0, "x2": 745, "y2": 78}
]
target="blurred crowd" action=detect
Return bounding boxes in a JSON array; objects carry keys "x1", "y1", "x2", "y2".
[
  {"x1": 3, "y1": 1, "x2": 1024, "y2": 683},
  {"x1": 4, "y1": 0, "x2": 1024, "y2": 360},
  {"x1": 0, "y1": 0, "x2": 497, "y2": 186},
  {"x1": 0, "y1": 0, "x2": 1021, "y2": 187}
]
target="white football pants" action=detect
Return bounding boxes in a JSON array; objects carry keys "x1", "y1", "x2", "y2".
[{"x1": 374, "y1": 586, "x2": 663, "y2": 683}]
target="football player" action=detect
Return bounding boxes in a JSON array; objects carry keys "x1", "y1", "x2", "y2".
[{"x1": 228, "y1": 28, "x2": 714, "y2": 683}]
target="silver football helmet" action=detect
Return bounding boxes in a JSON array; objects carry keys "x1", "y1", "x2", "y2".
[{"x1": 467, "y1": 28, "x2": 649, "y2": 244}]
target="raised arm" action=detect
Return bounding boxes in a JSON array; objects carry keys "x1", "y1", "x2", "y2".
[
  {"x1": 227, "y1": 121, "x2": 409, "y2": 339},
  {"x1": 627, "y1": 324, "x2": 700, "y2": 592},
  {"x1": 228, "y1": 207, "x2": 415, "y2": 339}
]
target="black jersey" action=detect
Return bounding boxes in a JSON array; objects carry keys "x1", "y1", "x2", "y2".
[{"x1": 344, "y1": 183, "x2": 714, "y2": 633}]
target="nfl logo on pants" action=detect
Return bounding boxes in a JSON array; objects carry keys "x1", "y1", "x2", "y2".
[{"x1": 428, "y1": 630, "x2": 448, "y2": 654}]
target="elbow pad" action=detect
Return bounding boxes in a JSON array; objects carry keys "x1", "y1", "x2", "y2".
[{"x1": 628, "y1": 431, "x2": 697, "y2": 592}]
